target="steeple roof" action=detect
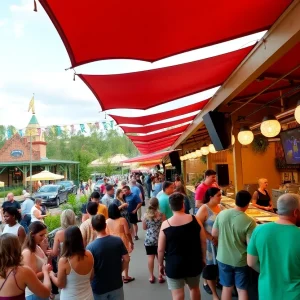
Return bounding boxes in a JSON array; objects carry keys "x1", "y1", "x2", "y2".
[{"x1": 28, "y1": 114, "x2": 39, "y2": 126}]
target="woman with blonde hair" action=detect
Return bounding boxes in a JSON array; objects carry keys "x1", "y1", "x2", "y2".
[
  {"x1": 0, "y1": 233, "x2": 51, "y2": 300},
  {"x1": 51, "y1": 210, "x2": 76, "y2": 257},
  {"x1": 142, "y1": 197, "x2": 165, "y2": 284}
]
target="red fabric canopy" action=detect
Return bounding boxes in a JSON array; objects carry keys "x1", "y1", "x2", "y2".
[
  {"x1": 122, "y1": 150, "x2": 175, "y2": 163},
  {"x1": 135, "y1": 141, "x2": 176, "y2": 153},
  {"x1": 133, "y1": 134, "x2": 181, "y2": 145},
  {"x1": 128, "y1": 124, "x2": 189, "y2": 142},
  {"x1": 79, "y1": 46, "x2": 254, "y2": 110},
  {"x1": 121, "y1": 115, "x2": 194, "y2": 134},
  {"x1": 110, "y1": 100, "x2": 208, "y2": 126},
  {"x1": 39, "y1": 0, "x2": 291, "y2": 67}
]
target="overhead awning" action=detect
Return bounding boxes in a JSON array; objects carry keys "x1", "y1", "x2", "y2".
[
  {"x1": 121, "y1": 115, "x2": 194, "y2": 134},
  {"x1": 39, "y1": 0, "x2": 291, "y2": 67},
  {"x1": 121, "y1": 150, "x2": 175, "y2": 163},
  {"x1": 79, "y1": 46, "x2": 254, "y2": 110},
  {"x1": 110, "y1": 100, "x2": 209, "y2": 126},
  {"x1": 133, "y1": 134, "x2": 182, "y2": 145},
  {"x1": 128, "y1": 124, "x2": 189, "y2": 143}
]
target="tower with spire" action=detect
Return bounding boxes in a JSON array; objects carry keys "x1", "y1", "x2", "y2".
[{"x1": 25, "y1": 112, "x2": 47, "y2": 159}]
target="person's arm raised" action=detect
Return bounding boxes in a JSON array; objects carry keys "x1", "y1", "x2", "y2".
[
  {"x1": 24, "y1": 264, "x2": 51, "y2": 299},
  {"x1": 50, "y1": 257, "x2": 67, "y2": 289}
]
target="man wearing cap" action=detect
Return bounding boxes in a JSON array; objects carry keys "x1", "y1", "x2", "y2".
[{"x1": 20, "y1": 193, "x2": 34, "y2": 233}]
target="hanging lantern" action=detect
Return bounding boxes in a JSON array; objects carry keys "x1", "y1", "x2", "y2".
[
  {"x1": 201, "y1": 144, "x2": 209, "y2": 155},
  {"x1": 208, "y1": 144, "x2": 217, "y2": 153},
  {"x1": 294, "y1": 101, "x2": 300, "y2": 124},
  {"x1": 231, "y1": 135, "x2": 235, "y2": 145},
  {"x1": 237, "y1": 126, "x2": 254, "y2": 145},
  {"x1": 180, "y1": 156, "x2": 184, "y2": 161},
  {"x1": 260, "y1": 115, "x2": 281, "y2": 137},
  {"x1": 191, "y1": 152, "x2": 197, "y2": 159},
  {"x1": 195, "y1": 150, "x2": 202, "y2": 157},
  {"x1": 187, "y1": 153, "x2": 193, "y2": 160}
]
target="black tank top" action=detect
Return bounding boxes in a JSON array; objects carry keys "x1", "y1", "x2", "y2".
[
  {"x1": 256, "y1": 190, "x2": 270, "y2": 207},
  {"x1": 163, "y1": 215, "x2": 203, "y2": 279}
]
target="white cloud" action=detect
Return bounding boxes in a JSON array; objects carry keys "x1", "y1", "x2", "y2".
[
  {"x1": 10, "y1": 1, "x2": 32, "y2": 13},
  {"x1": 0, "y1": 19, "x2": 8, "y2": 27},
  {"x1": 12, "y1": 22, "x2": 24, "y2": 38}
]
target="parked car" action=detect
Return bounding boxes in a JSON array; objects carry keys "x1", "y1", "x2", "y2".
[
  {"x1": 93, "y1": 179, "x2": 104, "y2": 192},
  {"x1": 33, "y1": 184, "x2": 68, "y2": 207},
  {"x1": 59, "y1": 181, "x2": 77, "y2": 195}
]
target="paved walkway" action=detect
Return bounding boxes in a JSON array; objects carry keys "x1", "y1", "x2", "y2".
[{"x1": 123, "y1": 209, "x2": 224, "y2": 300}]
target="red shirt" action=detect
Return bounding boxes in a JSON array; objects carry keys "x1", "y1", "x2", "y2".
[
  {"x1": 100, "y1": 184, "x2": 106, "y2": 194},
  {"x1": 195, "y1": 182, "x2": 218, "y2": 203}
]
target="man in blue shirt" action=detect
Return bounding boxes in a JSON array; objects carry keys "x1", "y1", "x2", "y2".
[
  {"x1": 20, "y1": 193, "x2": 34, "y2": 233},
  {"x1": 123, "y1": 185, "x2": 142, "y2": 240},
  {"x1": 87, "y1": 214, "x2": 130, "y2": 300}
]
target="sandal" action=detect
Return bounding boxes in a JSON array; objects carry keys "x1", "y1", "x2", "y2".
[
  {"x1": 149, "y1": 276, "x2": 156, "y2": 284},
  {"x1": 123, "y1": 277, "x2": 135, "y2": 283},
  {"x1": 158, "y1": 277, "x2": 165, "y2": 284}
]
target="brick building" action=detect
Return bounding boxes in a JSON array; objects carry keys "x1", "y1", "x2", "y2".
[{"x1": 0, "y1": 114, "x2": 79, "y2": 187}]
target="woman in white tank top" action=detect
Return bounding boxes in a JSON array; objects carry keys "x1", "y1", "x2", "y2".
[
  {"x1": 49, "y1": 226, "x2": 93, "y2": 300},
  {"x1": 2, "y1": 207, "x2": 26, "y2": 244},
  {"x1": 22, "y1": 221, "x2": 52, "y2": 300}
]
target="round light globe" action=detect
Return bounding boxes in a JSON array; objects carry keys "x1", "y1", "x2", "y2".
[
  {"x1": 208, "y1": 144, "x2": 217, "y2": 153},
  {"x1": 295, "y1": 105, "x2": 300, "y2": 124},
  {"x1": 231, "y1": 135, "x2": 235, "y2": 145},
  {"x1": 201, "y1": 145, "x2": 209, "y2": 155},
  {"x1": 237, "y1": 127, "x2": 254, "y2": 145},
  {"x1": 195, "y1": 150, "x2": 202, "y2": 157},
  {"x1": 260, "y1": 115, "x2": 281, "y2": 137}
]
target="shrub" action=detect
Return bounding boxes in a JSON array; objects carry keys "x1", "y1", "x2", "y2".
[
  {"x1": 44, "y1": 214, "x2": 61, "y2": 233},
  {"x1": 0, "y1": 187, "x2": 23, "y2": 198},
  {"x1": 60, "y1": 194, "x2": 87, "y2": 216}
]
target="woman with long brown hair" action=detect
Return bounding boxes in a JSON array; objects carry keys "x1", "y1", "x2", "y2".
[
  {"x1": 113, "y1": 189, "x2": 130, "y2": 226},
  {"x1": 142, "y1": 197, "x2": 165, "y2": 284},
  {"x1": 49, "y1": 226, "x2": 93, "y2": 299},
  {"x1": 0, "y1": 233, "x2": 51, "y2": 300},
  {"x1": 22, "y1": 221, "x2": 51, "y2": 300}
]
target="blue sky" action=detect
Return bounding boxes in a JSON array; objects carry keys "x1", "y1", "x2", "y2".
[{"x1": 0, "y1": 0, "x2": 266, "y2": 132}]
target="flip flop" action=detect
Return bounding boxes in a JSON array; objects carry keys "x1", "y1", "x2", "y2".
[
  {"x1": 149, "y1": 276, "x2": 156, "y2": 284},
  {"x1": 158, "y1": 277, "x2": 165, "y2": 284},
  {"x1": 123, "y1": 277, "x2": 135, "y2": 283}
]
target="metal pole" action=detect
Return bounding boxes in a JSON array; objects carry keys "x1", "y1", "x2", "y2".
[
  {"x1": 77, "y1": 164, "x2": 79, "y2": 186},
  {"x1": 29, "y1": 133, "x2": 32, "y2": 193}
]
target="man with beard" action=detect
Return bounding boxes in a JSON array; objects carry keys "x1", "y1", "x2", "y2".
[{"x1": 247, "y1": 193, "x2": 300, "y2": 300}]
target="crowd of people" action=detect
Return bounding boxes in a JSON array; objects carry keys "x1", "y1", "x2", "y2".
[{"x1": 1, "y1": 170, "x2": 300, "y2": 300}]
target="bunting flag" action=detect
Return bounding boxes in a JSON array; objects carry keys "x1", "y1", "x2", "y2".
[
  {"x1": 70, "y1": 125, "x2": 75, "y2": 134},
  {"x1": 4, "y1": 120, "x2": 118, "y2": 139},
  {"x1": 7, "y1": 128, "x2": 12, "y2": 139},
  {"x1": 56, "y1": 126, "x2": 62, "y2": 135},
  {"x1": 102, "y1": 122, "x2": 108, "y2": 130},
  {"x1": 80, "y1": 124, "x2": 86, "y2": 133},
  {"x1": 28, "y1": 96, "x2": 35, "y2": 114}
]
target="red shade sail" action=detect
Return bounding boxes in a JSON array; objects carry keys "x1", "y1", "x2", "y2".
[
  {"x1": 133, "y1": 134, "x2": 181, "y2": 145},
  {"x1": 39, "y1": 0, "x2": 291, "y2": 67},
  {"x1": 128, "y1": 124, "x2": 189, "y2": 143},
  {"x1": 136, "y1": 141, "x2": 176, "y2": 153},
  {"x1": 110, "y1": 100, "x2": 209, "y2": 126},
  {"x1": 79, "y1": 46, "x2": 254, "y2": 110},
  {"x1": 122, "y1": 150, "x2": 175, "y2": 163},
  {"x1": 121, "y1": 115, "x2": 194, "y2": 134}
]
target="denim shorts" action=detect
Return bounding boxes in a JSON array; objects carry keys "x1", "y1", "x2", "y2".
[
  {"x1": 93, "y1": 287, "x2": 124, "y2": 300},
  {"x1": 166, "y1": 275, "x2": 200, "y2": 290},
  {"x1": 217, "y1": 261, "x2": 249, "y2": 290}
]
